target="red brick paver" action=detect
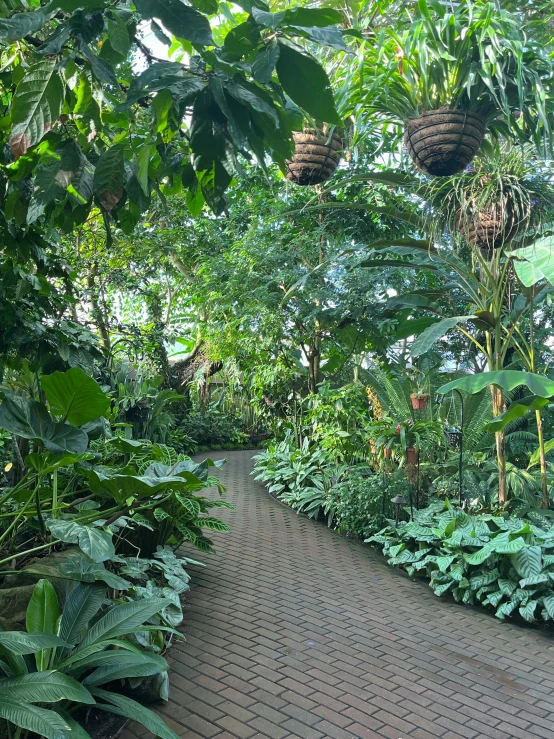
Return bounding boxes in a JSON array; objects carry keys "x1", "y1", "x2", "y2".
[{"x1": 121, "y1": 451, "x2": 554, "y2": 739}]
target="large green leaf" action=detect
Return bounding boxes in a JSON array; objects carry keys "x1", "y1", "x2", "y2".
[
  {"x1": 484, "y1": 396, "x2": 550, "y2": 432},
  {"x1": 57, "y1": 556, "x2": 130, "y2": 590},
  {"x1": 0, "y1": 11, "x2": 46, "y2": 41},
  {"x1": 0, "y1": 671, "x2": 95, "y2": 704},
  {"x1": 283, "y1": 7, "x2": 343, "y2": 26},
  {"x1": 90, "y1": 688, "x2": 180, "y2": 739},
  {"x1": 83, "y1": 467, "x2": 198, "y2": 504},
  {"x1": 251, "y1": 39, "x2": 280, "y2": 84},
  {"x1": 58, "y1": 582, "x2": 106, "y2": 648},
  {"x1": 26, "y1": 579, "x2": 59, "y2": 671},
  {"x1": 93, "y1": 146, "x2": 125, "y2": 197},
  {"x1": 135, "y1": 0, "x2": 213, "y2": 45},
  {"x1": 0, "y1": 395, "x2": 88, "y2": 454},
  {"x1": 82, "y1": 652, "x2": 168, "y2": 686},
  {"x1": 411, "y1": 317, "x2": 475, "y2": 358},
  {"x1": 438, "y1": 371, "x2": 554, "y2": 398},
  {"x1": 529, "y1": 438, "x2": 554, "y2": 468},
  {"x1": 0, "y1": 632, "x2": 69, "y2": 655},
  {"x1": 394, "y1": 317, "x2": 441, "y2": 341},
  {"x1": 511, "y1": 546, "x2": 542, "y2": 579},
  {"x1": 276, "y1": 42, "x2": 341, "y2": 124},
  {"x1": 47, "y1": 520, "x2": 115, "y2": 563},
  {"x1": 41, "y1": 368, "x2": 110, "y2": 425},
  {"x1": 10, "y1": 60, "x2": 65, "y2": 157},
  {"x1": 79, "y1": 598, "x2": 171, "y2": 649},
  {"x1": 509, "y1": 238, "x2": 554, "y2": 287},
  {"x1": 0, "y1": 699, "x2": 71, "y2": 739}
]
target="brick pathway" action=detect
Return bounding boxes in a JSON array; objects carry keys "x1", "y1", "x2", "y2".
[{"x1": 121, "y1": 450, "x2": 554, "y2": 739}]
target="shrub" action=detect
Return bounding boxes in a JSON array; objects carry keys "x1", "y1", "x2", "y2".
[
  {"x1": 368, "y1": 500, "x2": 554, "y2": 623},
  {"x1": 328, "y1": 471, "x2": 408, "y2": 538}
]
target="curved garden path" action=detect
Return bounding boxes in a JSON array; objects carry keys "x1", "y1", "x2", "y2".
[{"x1": 122, "y1": 450, "x2": 554, "y2": 739}]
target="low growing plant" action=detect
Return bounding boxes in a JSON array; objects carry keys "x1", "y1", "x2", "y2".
[
  {"x1": 368, "y1": 500, "x2": 554, "y2": 622},
  {"x1": 0, "y1": 578, "x2": 180, "y2": 739}
]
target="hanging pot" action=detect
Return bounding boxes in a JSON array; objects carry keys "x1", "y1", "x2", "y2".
[
  {"x1": 404, "y1": 109, "x2": 485, "y2": 176},
  {"x1": 285, "y1": 129, "x2": 343, "y2": 186},
  {"x1": 406, "y1": 446, "x2": 419, "y2": 465},
  {"x1": 410, "y1": 393, "x2": 429, "y2": 411},
  {"x1": 455, "y1": 200, "x2": 522, "y2": 252}
]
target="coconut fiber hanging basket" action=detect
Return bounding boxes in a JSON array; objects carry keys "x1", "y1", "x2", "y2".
[
  {"x1": 456, "y1": 201, "x2": 522, "y2": 252},
  {"x1": 286, "y1": 129, "x2": 343, "y2": 186},
  {"x1": 404, "y1": 108, "x2": 486, "y2": 177}
]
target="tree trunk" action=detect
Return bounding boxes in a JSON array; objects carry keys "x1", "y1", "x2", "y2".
[
  {"x1": 491, "y1": 385, "x2": 507, "y2": 505},
  {"x1": 86, "y1": 265, "x2": 111, "y2": 351},
  {"x1": 536, "y1": 409, "x2": 549, "y2": 509}
]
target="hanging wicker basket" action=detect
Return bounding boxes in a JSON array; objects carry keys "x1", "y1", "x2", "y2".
[
  {"x1": 455, "y1": 201, "x2": 522, "y2": 252},
  {"x1": 404, "y1": 109, "x2": 485, "y2": 177},
  {"x1": 285, "y1": 129, "x2": 343, "y2": 186}
]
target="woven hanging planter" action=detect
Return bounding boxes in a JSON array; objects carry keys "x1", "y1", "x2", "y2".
[
  {"x1": 404, "y1": 109, "x2": 485, "y2": 176},
  {"x1": 285, "y1": 129, "x2": 343, "y2": 186},
  {"x1": 456, "y1": 201, "x2": 521, "y2": 252}
]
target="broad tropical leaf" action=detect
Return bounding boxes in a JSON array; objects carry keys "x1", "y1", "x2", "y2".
[
  {"x1": 0, "y1": 632, "x2": 69, "y2": 655},
  {"x1": 411, "y1": 316, "x2": 475, "y2": 358},
  {"x1": 79, "y1": 598, "x2": 171, "y2": 649},
  {"x1": 0, "y1": 395, "x2": 88, "y2": 454},
  {"x1": 82, "y1": 652, "x2": 168, "y2": 686},
  {"x1": 41, "y1": 368, "x2": 110, "y2": 426},
  {"x1": 0, "y1": 699, "x2": 71, "y2": 739},
  {"x1": 10, "y1": 60, "x2": 65, "y2": 157},
  {"x1": 276, "y1": 42, "x2": 341, "y2": 124},
  {"x1": 90, "y1": 688, "x2": 180, "y2": 739},
  {"x1": 58, "y1": 583, "x2": 106, "y2": 647},
  {"x1": 438, "y1": 372, "x2": 554, "y2": 398},
  {"x1": 0, "y1": 671, "x2": 95, "y2": 704},
  {"x1": 47, "y1": 520, "x2": 115, "y2": 563},
  {"x1": 26, "y1": 579, "x2": 59, "y2": 671},
  {"x1": 484, "y1": 396, "x2": 550, "y2": 432}
]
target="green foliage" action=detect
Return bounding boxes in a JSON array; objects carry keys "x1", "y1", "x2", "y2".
[
  {"x1": 0, "y1": 579, "x2": 179, "y2": 739},
  {"x1": 368, "y1": 500, "x2": 554, "y2": 622},
  {"x1": 326, "y1": 470, "x2": 406, "y2": 538},
  {"x1": 358, "y1": 0, "x2": 553, "y2": 145}
]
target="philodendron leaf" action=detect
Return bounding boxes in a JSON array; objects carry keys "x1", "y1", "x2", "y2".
[
  {"x1": 57, "y1": 556, "x2": 130, "y2": 590},
  {"x1": 10, "y1": 60, "x2": 65, "y2": 158},
  {"x1": 276, "y1": 42, "x2": 341, "y2": 124},
  {"x1": 484, "y1": 395, "x2": 550, "y2": 432},
  {"x1": 47, "y1": 520, "x2": 115, "y2": 563},
  {"x1": 41, "y1": 367, "x2": 110, "y2": 426},
  {"x1": 0, "y1": 394, "x2": 88, "y2": 454},
  {"x1": 438, "y1": 371, "x2": 554, "y2": 398},
  {"x1": 410, "y1": 316, "x2": 475, "y2": 358}
]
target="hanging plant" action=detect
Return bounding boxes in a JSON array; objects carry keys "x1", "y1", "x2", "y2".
[
  {"x1": 361, "y1": 0, "x2": 554, "y2": 176},
  {"x1": 423, "y1": 145, "x2": 554, "y2": 253},
  {"x1": 285, "y1": 127, "x2": 343, "y2": 186}
]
